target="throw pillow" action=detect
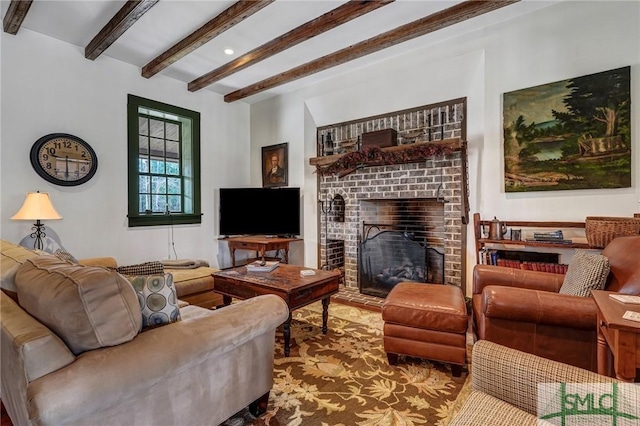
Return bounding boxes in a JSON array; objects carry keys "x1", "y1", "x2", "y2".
[
  {"x1": 114, "y1": 261, "x2": 164, "y2": 276},
  {"x1": 1, "y1": 240, "x2": 47, "y2": 302},
  {"x1": 559, "y1": 250, "x2": 610, "y2": 297},
  {"x1": 54, "y1": 248, "x2": 78, "y2": 264},
  {"x1": 15, "y1": 255, "x2": 142, "y2": 355},
  {"x1": 126, "y1": 273, "x2": 181, "y2": 329}
]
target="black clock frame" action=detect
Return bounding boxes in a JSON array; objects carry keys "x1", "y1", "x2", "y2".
[{"x1": 30, "y1": 133, "x2": 98, "y2": 186}]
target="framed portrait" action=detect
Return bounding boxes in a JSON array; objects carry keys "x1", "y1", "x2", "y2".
[
  {"x1": 503, "y1": 66, "x2": 630, "y2": 192},
  {"x1": 262, "y1": 142, "x2": 288, "y2": 188}
]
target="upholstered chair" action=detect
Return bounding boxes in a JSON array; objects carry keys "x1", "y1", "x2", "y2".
[{"x1": 472, "y1": 235, "x2": 640, "y2": 371}]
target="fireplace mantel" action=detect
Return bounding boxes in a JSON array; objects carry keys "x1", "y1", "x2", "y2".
[{"x1": 309, "y1": 137, "x2": 464, "y2": 171}]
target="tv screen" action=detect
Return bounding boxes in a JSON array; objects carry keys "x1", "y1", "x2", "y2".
[{"x1": 219, "y1": 187, "x2": 301, "y2": 236}]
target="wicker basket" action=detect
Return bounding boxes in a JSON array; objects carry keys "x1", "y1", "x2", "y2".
[{"x1": 585, "y1": 216, "x2": 640, "y2": 248}]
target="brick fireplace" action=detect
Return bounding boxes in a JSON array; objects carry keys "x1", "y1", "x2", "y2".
[{"x1": 315, "y1": 98, "x2": 468, "y2": 295}]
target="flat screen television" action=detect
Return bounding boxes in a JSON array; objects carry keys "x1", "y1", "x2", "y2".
[{"x1": 219, "y1": 187, "x2": 301, "y2": 237}]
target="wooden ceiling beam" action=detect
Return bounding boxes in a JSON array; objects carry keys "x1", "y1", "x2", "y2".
[
  {"x1": 142, "y1": 0, "x2": 274, "y2": 79},
  {"x1": 224, "y1": 0, "x2": 519, "y2": 102},
  {"x1": 187, "y1": 0, "x2": 394, "y2": 92},
  {"x1": 3, "y1": 0, "x2": 33, "y2": 35},
  {"x1": 85, "y1": 0, "x2": 159, "y2": 60}
]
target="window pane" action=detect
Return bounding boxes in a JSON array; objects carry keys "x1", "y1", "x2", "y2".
[
  {"x1": 138, "y1": 117, "x2": 148, "y2": 136},
  {"x1": 166, "y1": 140, "x2": 179, "y2": 160},
  {"x1": 151, "y1": 176, "x2": 166, "y2": 194},
  {"x1": 139, "y1": 175, "x2": 150, "y2": 193},
  {"x1": 149, "y1": 119, "x2": 164, "y2": 138},
  {"x1": 167, "y1": 177, "x2": 181, "y2": 194},
  {"x1": 139, "y1": 136, "x2": 149, "y2": 155},
  {"x1": 166, "y1": 122, "x2": 179, "y2": 141},
  {"x1": 168, "y1": 195, "x2": 181, "y2": 212},
  {"x1": 150, "y1": 158, "x2": 165, "y2": 174},
  {"x1": 149, "y1": 137, "x2": 165, "y2": 156},
  {"x1": 138, "y1": 156, "x2": 149, "y2": 173},
  {"x1": 139, "y1": 194, "x2": 150, "y2": 213},
  {"x1": 166, "y1": 159, "x2": 179, "y2": 176},
  {"x1": 151, "y1": 195, "x2": 166, "y2": 212}
]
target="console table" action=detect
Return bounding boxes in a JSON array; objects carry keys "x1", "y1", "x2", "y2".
[
  {"x1": 225, "y1": 236, "x2": 301, "y2": 267},
  {"x1": 592, "y1": 290, "x2": 640, "y2": 382}
]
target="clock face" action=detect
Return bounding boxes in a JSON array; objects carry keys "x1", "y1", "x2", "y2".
[{"x1": 30, "y1": 134, "x2": 98, "y2": 186}]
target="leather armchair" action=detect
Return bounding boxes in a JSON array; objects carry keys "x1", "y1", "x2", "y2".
[{"x1": 472, "y1": 235, "x2": 640, "y2": 371}]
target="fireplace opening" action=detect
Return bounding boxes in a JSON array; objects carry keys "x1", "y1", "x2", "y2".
[{"x1": 358, "y1": 225, "x2": 444, "y2": 298}]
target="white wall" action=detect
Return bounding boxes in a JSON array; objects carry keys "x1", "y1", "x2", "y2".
[
  {"x1": 1, "y1": 28, "x2": 251, "y2": 267},
  {"x1": 249, "y1": 1, "x2": 640, "y2": 293}
]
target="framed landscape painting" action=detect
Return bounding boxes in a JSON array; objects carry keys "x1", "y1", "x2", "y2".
[
  {"x1": 503, "y1": 66, "x2": 631, "y2": 192},
  {"x1": 262, "y1": 142, "x2": 288, "y2": 188}
]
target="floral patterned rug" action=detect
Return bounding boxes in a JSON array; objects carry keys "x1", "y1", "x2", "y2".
[{"x1": 222, "y1": 301, "x2": 470, "y2": 426}]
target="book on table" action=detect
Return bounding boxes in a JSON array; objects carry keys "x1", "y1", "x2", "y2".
[
  {"x1": 246, "y1": 260, "x2": 279, "y2": 272},
  {"x1": 609, "y1": 294, "x2": 640, "y2": 304}
]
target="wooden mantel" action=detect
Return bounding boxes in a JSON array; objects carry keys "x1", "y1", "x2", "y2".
[{"x1": 309, "y1": 137, "x2": 464, "y2": 167}]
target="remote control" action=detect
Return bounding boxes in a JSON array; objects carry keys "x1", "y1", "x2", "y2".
[{"x1": 622, "y1": 310, "x2": 640, "y2": 323}]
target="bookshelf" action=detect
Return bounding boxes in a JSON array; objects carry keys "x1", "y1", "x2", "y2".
[{"x1": 473, "y1": 212, "x2": 591, "y2": 270}]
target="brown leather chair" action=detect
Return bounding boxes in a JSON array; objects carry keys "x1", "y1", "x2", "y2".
[{"x1": 472, "y1": 235, "x2": 640, "y2": 372}]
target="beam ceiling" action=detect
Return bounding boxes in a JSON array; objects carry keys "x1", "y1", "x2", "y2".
[
  {"x1": 3, "y1": 0, "x2": 32, "y2": 35},
  {"x1": 142, "y1": 0, "x2": 274, "y2": 79},
  {"x1": 224, "y1": 0, "x2": 519, "y2": 102},
  {"x1": 188, "y1": 0, "x2": 394, "y2": 92},
  {"x1": 85, "y1": 0, "x2": 159, "y2": 61}
]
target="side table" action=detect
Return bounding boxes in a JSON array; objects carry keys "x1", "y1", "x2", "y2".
[
  {"x1": 224, "y1": 236, "x2": 301, "y2": 267},
  {"x1": 592, "y1": 290, "x2": 640, "y2": 382}
]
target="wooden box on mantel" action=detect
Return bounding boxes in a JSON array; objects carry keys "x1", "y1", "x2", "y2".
[{"x1": 361, "y1": 129, "x2": 398, "y2": 148}]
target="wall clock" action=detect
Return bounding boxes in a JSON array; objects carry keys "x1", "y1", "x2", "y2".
[{"x1": 30, "y1": 133, "x2": 98, "y2": 186}]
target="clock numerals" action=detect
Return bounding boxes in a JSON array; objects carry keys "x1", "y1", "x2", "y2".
[{"x1": 30, "y1": 133, "x2": 98, "y2": 186}]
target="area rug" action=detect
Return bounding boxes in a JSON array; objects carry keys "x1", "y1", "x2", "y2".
[{"x1": 222, "y1": 301, "x2": 470, "y2": 426}]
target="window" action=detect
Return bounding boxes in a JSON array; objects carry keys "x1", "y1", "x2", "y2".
[{"x1": 127, "y1": 95, "x2": 201, "y2": 227}]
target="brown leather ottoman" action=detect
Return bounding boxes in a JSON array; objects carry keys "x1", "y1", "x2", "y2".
[{"x1": 382, "y1": 282, "x2": 468, "y2": 376}]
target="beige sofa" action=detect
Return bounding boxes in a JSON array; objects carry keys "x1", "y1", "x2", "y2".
[
  {"x1": 449, "y1": 341, "x2": 636, "y2": 425},
  {"x1": 1, "y1": 239, "x2": 222, "y2": 309},
  {"x1": 1, "y1": 242, "x2": 289, "y2": 426}
]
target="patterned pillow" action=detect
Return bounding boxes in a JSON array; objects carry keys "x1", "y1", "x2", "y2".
[
  {"x1": 54, "y1": 249, "x2": 78, "y2": 264},
  {"x1": 114, "y1": 261, "x2": 164, "y2": 276},
  {"x1": 559, "y1": 250, "x2": 610, "y2": 297},
  {"x1": 126, "y1": 273, "x2": 181, "y2": 329}
]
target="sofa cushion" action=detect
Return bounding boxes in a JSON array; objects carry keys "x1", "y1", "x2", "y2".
[
  {"x1": 126, "y1": 273, "x2": 181, "y2": 329},
  {"x1": 114, "y1": 261, "x2": 164, "y2": 276},
  {"x1": 559, "y1": 250, "x2": 610, "y2": 297},
  {"x1": 1, "y1": 240, "x2": 44, "y2": 301},
  {"x1": 15, "y1": 255, "x2": 142, "y2": 355}
]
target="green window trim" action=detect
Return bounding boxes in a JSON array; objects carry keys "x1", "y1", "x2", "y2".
[{"x1": 127, "y1": 94, "x2": 202, "y2": 227}]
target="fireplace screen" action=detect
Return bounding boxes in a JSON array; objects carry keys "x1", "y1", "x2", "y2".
[{"x1": 358, "y1": 230, "x2": 427, "y2": 298}]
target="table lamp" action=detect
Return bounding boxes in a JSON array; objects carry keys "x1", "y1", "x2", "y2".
[{"x1": 11, "y1": 191, "x2": 62, "y2": 250}]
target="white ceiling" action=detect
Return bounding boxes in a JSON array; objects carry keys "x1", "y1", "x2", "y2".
[{"x1": 2, "y1": 0, "x2": 558, "y2": 103}]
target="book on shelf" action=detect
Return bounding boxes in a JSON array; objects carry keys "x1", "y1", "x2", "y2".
[
  {"x1": 246, "y1": 260, "x2": 280, "y2": 272},
  {"x1": 609, "y1": 294, "x2": 640, "y2": 305},
  {"x1": 533, "y1": 230, "x2": 564, "y2": 240},
  {"x1": 525, "y1": 238, "x2": 574, "y2": 244}
]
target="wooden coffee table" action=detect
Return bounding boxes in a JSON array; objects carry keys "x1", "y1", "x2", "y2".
[{"x1": 212, "y1": 264, "x2": 341, "y2": 356}]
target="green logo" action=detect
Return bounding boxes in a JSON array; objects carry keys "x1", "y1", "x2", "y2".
[{"x1": 539, "y1": 383, "x2": 639, "y2": 425}]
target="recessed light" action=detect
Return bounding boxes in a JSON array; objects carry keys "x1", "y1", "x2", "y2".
[{"x1": 224, "y1": 48, "x2": 234, "y2": 55}]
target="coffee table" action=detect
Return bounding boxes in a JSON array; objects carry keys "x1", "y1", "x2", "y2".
[{"x1": 212, "y1": 264, "x2": 341, "y2": 356}]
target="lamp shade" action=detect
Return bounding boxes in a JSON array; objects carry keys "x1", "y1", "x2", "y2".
[{"x1": 11, "y1": 192, "x2": 62, "y2": 221}]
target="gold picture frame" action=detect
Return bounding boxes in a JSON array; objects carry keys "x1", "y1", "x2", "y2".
[{"x1": 262, "y1": 142, "x2": 288, "y2": 188}]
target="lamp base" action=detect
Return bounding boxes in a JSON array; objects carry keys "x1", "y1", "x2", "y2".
[{"x1": 30, "y1": 220, "x2": 46, "y2": 251}]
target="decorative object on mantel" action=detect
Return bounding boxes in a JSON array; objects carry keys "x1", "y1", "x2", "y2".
[
  {"x1": 316, "y1": 142, "x2": 454, "y2": 177},
  {"x1": 361, "y1": 128, "x2": 398, "y2": 148}
]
